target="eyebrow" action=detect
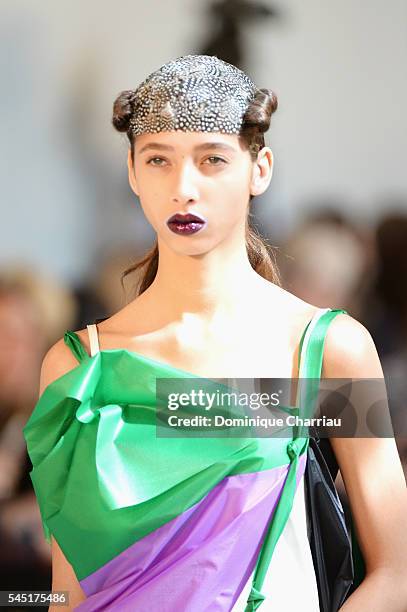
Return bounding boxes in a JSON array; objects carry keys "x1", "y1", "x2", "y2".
[{"x1": 137, "y1": 142, "x2": 237, "y2": 155}]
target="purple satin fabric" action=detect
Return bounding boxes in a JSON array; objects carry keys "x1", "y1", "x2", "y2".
[{"x1": 76, "y1": 454, "x2": 306, "y2": 611}]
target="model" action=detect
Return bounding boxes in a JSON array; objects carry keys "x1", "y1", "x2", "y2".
[{"x1": 23, "y1": 55, "x2": 407, "y2": 611}]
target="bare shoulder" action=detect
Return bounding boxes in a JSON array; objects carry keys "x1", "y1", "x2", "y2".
[
  {"x1": 322, "y1": 311, "x2": 383, "y2": 378},
  {"x1": 267, "y1": 283, "x2": 382, "y2": 375},
  {"x1": 38, "y1": 327, "x2": 90, "y2": 398},
  {"x1": 264, "y1": 282, "x2": 319, "y2": 332},
  {"x1": 94, "y1": 297, "x2": 151, "y2": 335},
  {"x1": 263, "y1": 283, "x2": 383, "y2": 376}
]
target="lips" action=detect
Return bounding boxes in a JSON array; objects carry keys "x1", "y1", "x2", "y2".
[
  {"x1": 166, "y1": 212, "x2": 207, "y2": 236},
  {"x1": 167, "y1": 213, "x2": 206, "y2": 224}
]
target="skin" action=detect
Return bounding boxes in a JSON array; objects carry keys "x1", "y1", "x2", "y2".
[{"x1": 40, "y1": 130, "x2": 407, "y2": 611}]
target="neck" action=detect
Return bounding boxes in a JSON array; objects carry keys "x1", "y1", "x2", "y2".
[{"x1": 143, "y1": 234, "x2": 267, "y2": 321}]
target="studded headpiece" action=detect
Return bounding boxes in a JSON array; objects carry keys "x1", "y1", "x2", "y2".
[{"x1": 129, "y1": 54, "x2": 258, "y2": 135}]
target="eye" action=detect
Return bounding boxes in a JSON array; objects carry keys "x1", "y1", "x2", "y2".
[
  {"x1": 204, "y1": 156, "x2": 227, "y2": 166},
  {"x1": 146, "y1": 157, "x2": 167, "y2": 166}
]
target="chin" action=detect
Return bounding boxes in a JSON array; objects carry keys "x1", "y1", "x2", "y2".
[{"x1": 165, "y1": 236, "x2": 215, "y2": 257}]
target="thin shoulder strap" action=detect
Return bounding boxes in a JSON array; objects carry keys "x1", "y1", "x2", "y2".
[
  {"x1": 298, "y1": 307, "x2": 348, "y2": 379},
  {"x1": 63, "y1": 331, "x2": 90, "y2": 364},
  {"x1": 86, "y1": 324, "x2": 100, "y2": 356},
  {"x1": 295, "y1": 307, "x2": 348, "y2": 418}
]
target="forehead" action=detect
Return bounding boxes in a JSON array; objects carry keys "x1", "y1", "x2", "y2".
[{"x1": 134, "y1": 131, "x2": 244, "y2": 155}]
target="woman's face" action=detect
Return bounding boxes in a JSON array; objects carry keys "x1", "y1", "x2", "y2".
[{"x1": 128, "y1": 131, "x2": 273, "y2": 256}]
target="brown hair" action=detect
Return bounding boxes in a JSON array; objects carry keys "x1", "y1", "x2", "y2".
[{"x1": 112, "y1": 87, "x2": 281, "y2": 296}]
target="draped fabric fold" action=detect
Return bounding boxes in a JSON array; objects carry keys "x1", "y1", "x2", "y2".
[{"x1": 23, "y1": 309, "x2": 343, "y2": 610}]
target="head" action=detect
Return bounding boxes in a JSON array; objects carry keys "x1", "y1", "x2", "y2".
[{"x1": 112, "y1": 55, "x2": 280, "y2": 295}]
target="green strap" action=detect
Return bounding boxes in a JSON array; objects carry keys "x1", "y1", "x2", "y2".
[
  {"x1": 244, "y1": 307, "x2": 348, "y2": 611},
  {"x1": 64, "y1": 330, "x2": 90, "y2": 364},
  {"x1": 297, "y1": 308, "x2": 348, "y2": 425},
  {"x1": 299, "y1": 308, "x2": 348, "y2": 379},
  {"x1": 244, "y1": 438, "x2": 305, "y2": 611}
]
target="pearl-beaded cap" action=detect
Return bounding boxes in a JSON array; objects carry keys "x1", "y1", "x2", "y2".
[{"x1": 128, "y1": 54, "x2": 258, "y2": 135}]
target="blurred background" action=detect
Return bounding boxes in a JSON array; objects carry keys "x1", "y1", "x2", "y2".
[{"x1": 1, "y1": 0, "x2": 406, "y2": 606}]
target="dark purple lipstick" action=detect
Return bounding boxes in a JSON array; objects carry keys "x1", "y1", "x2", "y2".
[{"x1": 166, "y1": 212, "x2": 207, "y2": 235}]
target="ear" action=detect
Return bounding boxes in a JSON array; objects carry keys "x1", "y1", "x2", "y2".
[
  {"x1": 127, "y1": 149, "x2": 139, "y2": 196},
  {"x1": 250, "y1": 148, "x2": 274, "y2": 197}
]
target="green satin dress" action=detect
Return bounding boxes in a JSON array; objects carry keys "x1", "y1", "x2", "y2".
[{"x1": 23, "y1": 307, "x2": 347, "y2": 611}]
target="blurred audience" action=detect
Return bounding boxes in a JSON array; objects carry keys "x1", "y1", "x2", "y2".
[
  {"x1": 279, "y1": 209, "x2": 372, "y2": 317},
  {"x1": 0, "y1": 266, "x2": 77, "y2": 593},
  {"x1": 72, "y1": 244, "x2": 147, "y2": 329}
]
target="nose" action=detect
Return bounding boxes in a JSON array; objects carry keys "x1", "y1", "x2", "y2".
[{"x1": 170, "y1": 160, "x2": 199, "y2": 205}]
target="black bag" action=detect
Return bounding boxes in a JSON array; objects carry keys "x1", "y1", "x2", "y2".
[{"x1": 304, "y1": 431, "x2": 354, "y2": 612}]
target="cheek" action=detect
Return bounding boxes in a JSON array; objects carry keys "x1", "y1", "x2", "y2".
[
  {"x1": 213, "y1": 166, "x2": 251, "y2": 214},
  {"x1": 137, "y1": 198, "x2": 162, "y2": 234},
  {"x1": 216, "y1": 196, "x2": 249, "y2": 232},
  {"x1": 206, "y1": 186, "x2": 250, "y2": 237},
  {"x1": 221, "y1": 162, "x2": 252, "y2": 196},
  {"x1": 137, "y1": 184, "x2": 165, "y2": 229}
]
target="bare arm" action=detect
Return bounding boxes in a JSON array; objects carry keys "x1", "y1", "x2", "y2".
[
  {"x1": 50, "y1": 535, "x2": 86, "y2": 610},
  {"x1": 322, "y1": 314, "x2": 407, "y2": 611},
  {"x1": 38, "y1": 338, "x2": 88, "y2": 611}
]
